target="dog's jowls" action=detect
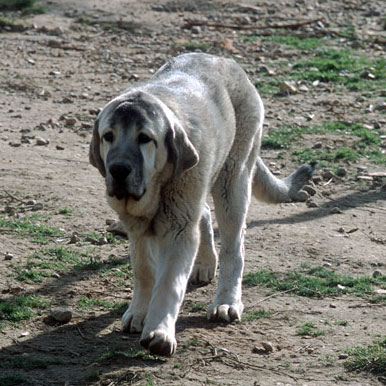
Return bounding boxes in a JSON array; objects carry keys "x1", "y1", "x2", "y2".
[{"x1": 89, "y1": 53, "x2": 314, "y2": 356}]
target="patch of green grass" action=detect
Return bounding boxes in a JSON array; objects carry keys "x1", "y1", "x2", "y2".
[
  {"x1": 0, "y1": 295, "x2": 49, "y2": 327},
  {"x1": 0, "y1": 0, "x2": 45, "y2": 14},
  {"x1": 191, "y1": 303, "x2": 205, "y2": 312},
  {"x1": 369, "y1": 295, "x2": 386, "y2": 305},
  {"x1": 171, "y1": 40, "x2": 211, "y2": 53},
  {"x1": 0, "y1": 374, "x2": 29, "y2": 386},
  {"x1": 0, "y1": 215, "x2": 63, "y2": 244},
  {"x1": 270, "y1": 35, "x2": 325, "y2": 51},
  {"x1": 0, "y1": 0, "x2": 33, "y2": 10},
  {"x1": 336, "y1": 320, "x2": 349, "y2": 326},
  {"x1": 97, "y1": 348, "x2": 165, "y2": 363},
  {"x1": 243, "y1": 266, "x2": 386, "y2": 299},
  {"x1": 187, "y1": 336, "x2": 200, "y2": 347},
  {"x1": 242, "y1": 308, "x2": 273, "y2": 322},
  {"x1": 262, "y1": 121, "x2": 386, "y2": 166},
  {"x1": 293, "y1": 147, "x2": 359, "y2": 164},
  {"x1": 0, "y1": 354, "x2": 63, "y2": 370},
  {"x1": 296, "y1": 322, "x2": 325, "y2": 337},
  {"x1": 0, "y1": 16, "x2": 27, "y2": 31},
  {"x1": 291, "y1": 49, "x2": 386, "y2": 91},
  {"x1": 76, "y1": 16, "x2": 138, "y2": 31},
  {"x1": 76, "y1": 296, "x2": 116, "y2": 310},
  {"x1": 344, "y1": 337, "x2": 386, "y2": 377}
]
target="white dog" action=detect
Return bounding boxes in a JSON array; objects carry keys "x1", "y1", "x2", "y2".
[{"x1": 89, "y1": 53, "x2": 314, "y2": 356}]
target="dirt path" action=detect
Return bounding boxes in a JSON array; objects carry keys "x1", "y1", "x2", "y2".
[{"x1": 0, "y1": 1, "x2": 385, "y2": 385}]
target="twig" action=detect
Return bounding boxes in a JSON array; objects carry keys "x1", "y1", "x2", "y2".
[
  {"x1": 2, "y1": 191, "x2": 27, "y2": 204},
  {"x1": 251, "y1": 286, "x2": 297, "y2": 306},
  {"x1": 182, "y1": 17, "x2": 323, "y2": 31}
]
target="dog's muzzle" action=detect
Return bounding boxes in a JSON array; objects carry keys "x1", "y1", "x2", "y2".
[{"x1": 107, "y1": 162, "x2": 145, "y2": 201}]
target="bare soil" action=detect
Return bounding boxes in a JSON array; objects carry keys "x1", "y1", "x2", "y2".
[{"x1": 0, "y1": 1, "x2": 385, "y2": 385}]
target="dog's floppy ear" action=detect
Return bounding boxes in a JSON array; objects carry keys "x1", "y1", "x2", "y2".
[
  {"x1": 89, "y1": 118, "x2": 106, "y2": 177},
  {"x1": 166, "y1": 121, "x2": 199, "y2": 177}
]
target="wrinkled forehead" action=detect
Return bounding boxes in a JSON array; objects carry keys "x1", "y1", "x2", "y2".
[{"x1": 98, "y1": 92, "x2": 164, "y2": 135}]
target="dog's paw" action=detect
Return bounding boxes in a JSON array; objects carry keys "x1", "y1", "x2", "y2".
[
  {"x1": 285, "y1": 162, "x2": 316, "y2": 201},
  {"x1": 140, "y1": 329, "x2": 177, "y2": 357},
  {"x1": 207, "y1": 301, "x2": 244, "y2": 323},
  {"x1": 190, "y1": 261, "x2": 216, "y2": 284},
  {"x1": 121, "y1": 307, "x2": 146, "y2": 333}
]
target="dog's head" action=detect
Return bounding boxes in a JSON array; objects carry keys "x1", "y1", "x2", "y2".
[{"x1": 90, "y1": 91, "x2": 199, "y2": 215}]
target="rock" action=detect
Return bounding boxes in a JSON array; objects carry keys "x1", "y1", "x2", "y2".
[
  {"x1": 4, "y1": 252, "x2": 14, "y2": 261},
  {"x1": 51, "y1": 306, "x2": 73, "y2": 323},
  {"x1": 365, "y1": 105, "x2": 374, "y2": 113},
  {"x1": 330, "y1": 207, "x2": 342, "y2": 214},
  {"x1": 298, "y1": 85, "x2": 309, "y2": 92},
  {"x1": 312, "y1": 176, "x2": 322, "y2": 184},
  {"x1": 98, "y1": 236, "x2": 108, "y2": 245},
  {"x1": 56, "y1": 145, "x2": 65, "y2": 150},
  {"x1": 335, "y1": 167, "x2": 347, "y2": 177},
  {"x1": 360, "y1": 71, "x2": 375, "y2": 79},
  {"x1": 374, "y1": 102, "x2": 386, "y2": 111},
  {"x1": 191, "y1": 26, "x2": 201, "y2": 35},
  {"x1": 261, "y1": 342, "x2": 274, "y2": 353},
  {"x1": 339, "y1": 353, "x2": 349, "y2": 360},
  {"x1": 293, "y1": 190, "x2": 309, "y2": 202},
  {"x1": 36, "y1": 137, "x2": 49, "y2": 146},
  {"x1": 69, "y1": 233, "x2": 81, "y2": 244},
  {"x1": 65, "y1": 117, "x2": 77, "y2": 126},
  {"x1": 303, "y1": 185, "x2": 317, "y2": 196},
  {"x1": 322, "y1": 170, "x2": 334, "y2": 180},
  {"x1": 306, "y1": 199, "x2": 318, "y2": 208},
  {"x1": 337, "y1": 284, "x2": 346, "y2": 290},
  {"x1": 329, "y1": 303, "x2": 337, "y2": 308},
  {"x1": 372, "y1": 270, "x2": 382, "y2": 278},
  {"x1": 280, "y1": 81, "x2": 297, "y2": 95}
]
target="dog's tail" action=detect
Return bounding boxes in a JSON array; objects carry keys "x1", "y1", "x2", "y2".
[{"x1": 252, "y1": 157, "x2": 316, "y2": 203}]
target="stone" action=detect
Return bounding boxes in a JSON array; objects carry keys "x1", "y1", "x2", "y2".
[
  {"x1": 336, "y1": 167, "x2": 347, "y2": 177},
  {"x1": 4, "y1": 252, "x2": 14, "y2": 260},
  {"x1": 330, "y1": 207, "x2": 342, "y2": 214},
  {"x1": 374, "y1": 102, "x2": 386, "y2": 111},
  {"x1": 372, "y1": 270, "x2": 382, "y2": 278},
  {"x1": 65, "y1": 117, "x2": 77, "y2": 126},
  {"x1": 322, "y1": 170, "x2": 334, "y2": 180},
  {"x1": 51, "y1": 306, "x2": 73, "y2": 323},
  {"x1": 293, "y1": 190, "x2": 309, "y2": 202},
  {"x1": 280, "y1": 81, "x2": 297, "y2": 95},
  {"x1": 36, "y1": 137, "x2": 49, "y2": 146},
  {"x1": 303, "y1": 185, "x2": 317, "y2": 196}
]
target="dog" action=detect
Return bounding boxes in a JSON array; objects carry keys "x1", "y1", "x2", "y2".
[{"x1": 89, "y1": 53, "x2": 314, "y2": 356}]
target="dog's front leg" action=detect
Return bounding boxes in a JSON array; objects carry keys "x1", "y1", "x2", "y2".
[
  {"x1": 139, "y1": 225, "x2": 200, "y2": 356},
  {"x1": 122, "y1": 241, "x2": 155, "y2": 333}
]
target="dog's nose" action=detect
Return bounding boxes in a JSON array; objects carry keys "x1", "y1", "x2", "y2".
[{"x1": 109, "y1": 163, "x2": 132, "y2": 182}]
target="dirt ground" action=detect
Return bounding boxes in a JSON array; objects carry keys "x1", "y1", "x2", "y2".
[{"x1": 0, "y1": 0, "x2": 385, "y2": 385}]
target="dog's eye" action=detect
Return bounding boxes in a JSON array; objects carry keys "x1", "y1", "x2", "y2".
[
  {"x1": 138, "y1": 133, "x2": 152, "y2": 145},
  {"x1": 103, "y1": 132, "x2": 114, "y2": 142}
]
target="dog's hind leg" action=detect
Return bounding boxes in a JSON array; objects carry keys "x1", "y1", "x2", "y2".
[
  {"x1": 208, "y1": 155, "x2": 256, "y2": 322},
  {"x1": 190, "y1": 203, "x2": 218, "y2": 284}
]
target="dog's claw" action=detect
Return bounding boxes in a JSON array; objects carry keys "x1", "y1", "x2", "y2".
[{"x1": 140, "y1": 330, "x2": 177, "y2": 357}]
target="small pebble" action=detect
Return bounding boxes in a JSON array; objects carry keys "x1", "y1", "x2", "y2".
[
  {"x1": 339, "y1": 353, "x2": 349, "y2": 360},
  {"x1": 36, "y1": 137, "x2": 49, "y2": 146},
  {"x1": 312, "y1": 142, "x2": 323, "y2": 149},
  {"x1": 336, "y1": 167, "x2": 347, "y2": 177},
  {"x1": 51, "y1": 306, "x2": 73, "y2": 323},
  {"x1": 4, "y1": 252, "x2": 14, "y2": 261},
  {"x1": 330, "y1": 207, "x2": 343, "y2": 214},
  {"x1": 372, "y1": 270, "x2": 382, "y2": 278},
  {"x1": 280, "y1": 81, "x2": 297, "y2": 95}
]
